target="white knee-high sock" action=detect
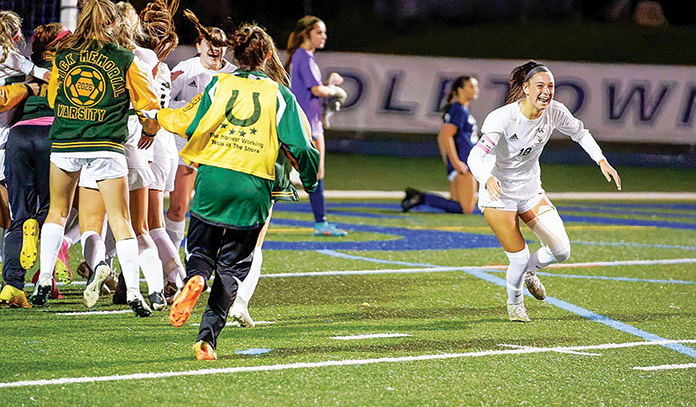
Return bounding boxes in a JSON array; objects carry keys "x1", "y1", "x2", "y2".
[
  {"x1": 62, "y1": 207, "x2": 80, "y2": 247},
  {"x1": 0, "y1": 227, "x2": 4, "y2": 263},
  {"x1": 64, "y1": 222, "x2": 81, "y2": 247},
  {"x1": 237, "y1": 247, "x2": 262, "y2": 303},
  {"x1": 164, "y1": 217, "x2": 186, "y2": 252},
  {"x1": 103, "y1": 222, "x2": 117, "y2": 268},
  {"x1": 137, "y1": 233, "x2": 164, "y2": 294},
  {"x1": 80, "y1": 230, "x2": 106, "y2": 271},
  {"x1": 39, "y1": 223, "x2": 64, "y2": 282},
  {"x1": 150, "y1": 227, "x2": 185, "y2": 282},
  {"x1": 505, "y1": 246, "x2": 530, "y2": 305},
  {"x1": 527, "y1": 246, "x2": 558, "y2": 273},
  {"x1": 116, "y1": 238, "x2": 141, "y2": 299}
]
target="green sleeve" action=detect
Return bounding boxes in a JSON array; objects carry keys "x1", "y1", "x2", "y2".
[
  {"x1": 184, "y1": 75, "x2": 219, "y2": 138},
  {"x1": 276, "y1": 85, "x2": 319, "y2": 193}
]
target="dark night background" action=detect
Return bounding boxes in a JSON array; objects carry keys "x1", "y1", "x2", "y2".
[{"x1": 2, "y1": 0, "x2": 695, "y2": 65}]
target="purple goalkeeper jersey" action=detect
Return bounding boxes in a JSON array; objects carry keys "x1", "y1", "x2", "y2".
[{"x1": 289, "y1": 48, "x2": 324, "y2": 136}]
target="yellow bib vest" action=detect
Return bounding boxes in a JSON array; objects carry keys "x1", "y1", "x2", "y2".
[{"x1": 180, "y1": 74, "x2": 280, "y2": 181}]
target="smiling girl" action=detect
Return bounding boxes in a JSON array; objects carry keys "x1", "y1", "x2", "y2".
[
  {"x1": 467, "y1": 61, "x2": 621, "y2": 322},
  {"x1": 164, "y1": 10, "x2": 236, "y2": 253}
]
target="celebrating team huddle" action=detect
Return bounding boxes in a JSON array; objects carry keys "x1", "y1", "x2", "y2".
[{"x1": 0, "y1": 0, "x2": 620, "y2": 360}]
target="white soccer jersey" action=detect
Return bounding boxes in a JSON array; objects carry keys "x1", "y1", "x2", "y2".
[
  {"x1": 169, "y1": 56, "x2": 237, "y2": 162},
  {"x1": 151, "y1": 61, "x2": 178, "y2": 158},
  {"x1": 170, "y1": 56, "x2": 236, "y2": 109},
  {"x1": 468, "y1": 100, "x2": 606, "y2": 201}
]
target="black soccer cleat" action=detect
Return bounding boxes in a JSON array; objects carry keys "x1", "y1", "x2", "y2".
[{"x1": 401, "y1": 187, "x2": 423, "y2": 212}]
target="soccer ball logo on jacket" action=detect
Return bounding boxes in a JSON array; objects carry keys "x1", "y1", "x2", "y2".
[{"x1": 64, "y1": 66, "x2": 106, "y2": 107}]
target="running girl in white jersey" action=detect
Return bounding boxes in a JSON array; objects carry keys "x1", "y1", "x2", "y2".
[
  {"x1": 467, "y1": 60, "x2": 621, "y2": 322},
  {"x1": 138, "y1": 0, "x2": 186, "y2": 305},
  {"x1": 164, "y1": 10, "x2": 236, "y2": 254}
]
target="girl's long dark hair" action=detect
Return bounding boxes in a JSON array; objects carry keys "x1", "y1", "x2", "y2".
[
  {"x1": 284, "y1": 15, "x2": 322, "y2": 72},
  {"x1": 139, "y1": 0, "x2": 179, "y2": 61},
  {"x1": 504, "y1": 60, "x2": 546, "y2": 105},
  {"x1": 442, "y1": 76, "x2": 471, "y2": 120},
  {"x1": 229, "y1": 23, "x2": 289, "y2": 86}
]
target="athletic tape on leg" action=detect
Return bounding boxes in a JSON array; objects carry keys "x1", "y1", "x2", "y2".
[{"x1": 527, "y1": 205, "x2": 570, "y2": 262}]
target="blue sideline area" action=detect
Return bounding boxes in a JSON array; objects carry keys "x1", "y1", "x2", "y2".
[{"x1": 266, "y1": 202, "x2": 696, "y2": 251}]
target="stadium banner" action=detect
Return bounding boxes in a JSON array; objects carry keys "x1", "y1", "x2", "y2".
[{"x1": 167, "y1": 47, "x2": 696, "y2": 145}]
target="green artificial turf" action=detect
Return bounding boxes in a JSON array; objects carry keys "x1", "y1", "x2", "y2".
[
  {"x1": 323, "y1": 153, "x2": 696, "y2": 192},
  {"x1": 1, "y1": 197, "x2": 695, "y2": 405}
]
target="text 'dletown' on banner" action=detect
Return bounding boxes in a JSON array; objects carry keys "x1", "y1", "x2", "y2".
[{"x1": 167, "y1": 47, "x2": 696, "y2": 145}]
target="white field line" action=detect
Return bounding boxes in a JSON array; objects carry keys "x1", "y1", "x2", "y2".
[
  {"x1": 498, "y1": 344, "x2": 600, "y2": 356},
  {"x1": 2, "y1": 339, "x2": 695, "y2": 389},
  {"x1": 633, "y1": 363, "x2": 696, "y2": 371},
  {"x1": 261, "y1": 257, "x2": 696, "y2": 278},
  {"x1": 56, "y1": 310, "x2": 132, "y2": 316},
  {"x1": 304, "y1": 190, "x2": 696, "y2": 201},
  {"x1": 330, "y1": 333, "x2": 411, "y2": 340},
  {"x1": 29, "y1": 257, "x2": 696, "y2": 290}
]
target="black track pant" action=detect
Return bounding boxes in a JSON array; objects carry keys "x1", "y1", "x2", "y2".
[
  {"x1": 2, "y1": 125, "x2": 51, "y2": 289},
  {"x1": 186, "y1": 213, "x2": 262, "y2": 349}
]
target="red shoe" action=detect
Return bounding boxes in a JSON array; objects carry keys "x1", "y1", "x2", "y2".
[
  {"x1": 169, "y1": 275, "x2": 205, "y2": 327},
  {"x1": 193, "y1": 340, "x2": 217, "y2": 361}
]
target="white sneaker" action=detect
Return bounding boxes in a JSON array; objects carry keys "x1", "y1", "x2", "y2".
[
  {"x1": 83, "y1": 262, "x2": 111, "y2": 308},
  {"x1": 507, "y1": 302, "x2": 531, "y2": 322},
  {"x1": 524, "y1": 271, "x2": 546, "y2": 300},
  {"x1": 229, "y1": 301, "x2": 255, "y2": 328}
]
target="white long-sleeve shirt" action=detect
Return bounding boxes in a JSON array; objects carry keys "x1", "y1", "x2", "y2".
[
  {"x1": 0, "y1": 47, "x2": 51, "y2": 148},
  {"x1": 0, "y1": 47, "x2": 50, "y2": 85},
  {"x1": 468, "y1": 100, "x2": 605, "y2": 200},
  {"x1": 170, "y1": 57, "x2": 236, "y2": 109}
]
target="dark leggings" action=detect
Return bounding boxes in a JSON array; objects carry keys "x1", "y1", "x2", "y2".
[
  {"x1": 2, "y1": 125, "x2": 51, "y2": 289},
  {"x1": 186, "y1": 214, "x2": 262, "y2": 349}
]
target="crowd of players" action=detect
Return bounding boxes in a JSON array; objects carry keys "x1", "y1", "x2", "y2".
[{"x1": 0, "y1": 0, "x2": 621, "y2": 359}]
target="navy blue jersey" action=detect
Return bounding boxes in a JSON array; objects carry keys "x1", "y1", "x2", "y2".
[{"x1": 444, "y1": 102, "x2": 478, "y2": 174}]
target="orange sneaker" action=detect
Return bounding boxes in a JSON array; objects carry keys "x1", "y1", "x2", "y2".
[
  {"x1": 193, "y1": 340, "x2": 217, "y2": 361},
  {"x1": 0, "y1": 285, "x2": 32, "y2": 308},
  {"x1": 169, "y1": 275, "x2": 205, "y2": 327}
]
